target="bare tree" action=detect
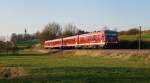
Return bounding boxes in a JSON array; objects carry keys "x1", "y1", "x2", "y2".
[
  {"x1": 40, "y1": 22, "x2": 62, "y2": 43},
  {"x1": 34, "y1": 31, "x2": 41, "y2": 39},
  {"x1": 127, "y1": 28, "x2": 139, "y2": 35},
  {"x1": 63, "y1": 24, "x2": 79, "y2": 37},
  {"x1": 11, "y1": 33, "x2": 17, "y2": 43},
  {"x1": 0, "y1": 36, "x2": 6, "y2": 42}
]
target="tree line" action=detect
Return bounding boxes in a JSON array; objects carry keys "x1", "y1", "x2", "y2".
[
  {"x1": 0, "y1": 22, "x2": 87, "y2": 52},
  {"x1": 119, "y1": 28, "x2": 140, "y2": 35},
  {"x1": 11, "y1": 22, "x2": 87, "y2": 44}
]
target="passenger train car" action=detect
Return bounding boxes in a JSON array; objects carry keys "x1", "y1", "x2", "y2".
[{"x1": 44, "y1": 30, "x2": 118, "y2": 48}]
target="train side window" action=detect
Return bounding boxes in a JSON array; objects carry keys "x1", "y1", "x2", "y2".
[
  {"x1": 102, "y1": 34, "x2": 104, "y2": 38},
  {"x1": 88, "y1": 36, "x2": 91, "y2": 41},
  {"x1": 93, "y1": 35, "x2": 96, "y2": 40},
  {"x1": 80, "y1": 37, "x2": 85, "y2": 41},
  {"x1": 99, "y1": 34, "x2": 104, "y2": 39}
]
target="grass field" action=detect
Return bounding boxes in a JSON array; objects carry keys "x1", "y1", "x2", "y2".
[
  {"x1": 119, "y1": 34, "x2": 150, "y2": 41},
  {"x1": 16, "y1": 39, "x2": 39, "y2": 48},
  {"x1": 0, "y1": 50, "x2": 150, "y2": 83}
]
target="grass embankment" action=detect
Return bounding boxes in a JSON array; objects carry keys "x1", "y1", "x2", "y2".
[
  {"x1": 0, "y1": 50, "x2": 150, "y2": 83},
  {"x1": 16, "y1": 39, "x2": 39, "y2": 48}
]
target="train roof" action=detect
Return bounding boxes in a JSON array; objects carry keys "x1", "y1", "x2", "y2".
[
  {"x1": 45, "y1": 38, "x2": 62, "y2": 43},
  {"x1": 79, "y1": 31, "x2": 103, "y2": 37},
  {"x1": 63, "y1": 35, "x2": 77, "y2": 40}
]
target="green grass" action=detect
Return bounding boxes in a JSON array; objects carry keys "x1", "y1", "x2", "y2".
[
  {"x1": 0, "y1": 53, "x2": 150, "y2": 83},
  {"x1": 119, "y1": 34, "x2": 150, "y2": 41},
  {"x1": 143, "y1": 34, "x2": 150, "y2": 38},
  {"x1": 16, "y1": 39, "x2": 39, "y2": 47}
]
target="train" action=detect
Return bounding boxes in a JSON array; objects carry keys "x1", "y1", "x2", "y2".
[{"x1": 44, "y1": 30, "x2": 118, "y2": 49}]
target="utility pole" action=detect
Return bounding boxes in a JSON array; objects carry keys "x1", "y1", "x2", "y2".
[{"x1": 139, "y1": 26, "x2": 142, "y2": 51}]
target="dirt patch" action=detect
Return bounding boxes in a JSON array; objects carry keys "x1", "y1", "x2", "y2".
[
  {"x1": 61, "y1": 49, "x2": 150, "y2": 60},
  {"x1": 0, "y1": 67, "x2": 28, "y2": 79},
  {"x1": 38, "y1": 49, "x2": 50, "y2": 53},
  {"x1": 145, "y1": 56, "x2": 150, "y2": 60},
  {"x1": 144, "y1": 55, "x2": 150, "y2": 63}
]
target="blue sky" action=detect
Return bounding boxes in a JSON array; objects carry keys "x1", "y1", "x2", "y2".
[{"x1": 0, "y1": 0, "x2": 150, "y2": 36}]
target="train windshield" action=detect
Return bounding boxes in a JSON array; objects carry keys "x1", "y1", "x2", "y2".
[{"x1": 105, "y1": 31, "x2": 118, "y2": 42}]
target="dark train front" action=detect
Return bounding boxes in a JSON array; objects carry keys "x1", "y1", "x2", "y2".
[{"x1": 103, "y1": 30, "x2": 118, "y2": 48}]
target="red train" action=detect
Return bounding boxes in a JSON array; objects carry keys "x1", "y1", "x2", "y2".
[{"x1": 44, "y1": 30, "x2": 118, "y2": 48}]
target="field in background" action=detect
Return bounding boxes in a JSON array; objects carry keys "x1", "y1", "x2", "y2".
[
  {"x1": 119, "y1": 33, "x2": 150, "y2": 41},
  {"x1": 0, "y1": 50, "x2": 150, "y2": 83}
]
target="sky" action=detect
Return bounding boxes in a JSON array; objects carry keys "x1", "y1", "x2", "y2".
[{"x1": 0, "y1": 0, "x2": 150, "y2": 37}]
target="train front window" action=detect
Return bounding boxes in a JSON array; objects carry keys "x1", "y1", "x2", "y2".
[{"x1": 105, "y1": 31, "x2": 118, "y2": 42}]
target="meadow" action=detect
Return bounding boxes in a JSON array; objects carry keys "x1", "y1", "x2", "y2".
[
  {"x1": 0, "y1": 50, "x2": 150, "y2": 83},
  {"x1": 119, "y1": 34, "x2": 150, "y2": 41}
]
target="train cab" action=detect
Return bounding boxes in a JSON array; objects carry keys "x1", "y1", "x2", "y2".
[{"x1": 104, "y1": 30, "x2": 118, "y2": 48}]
